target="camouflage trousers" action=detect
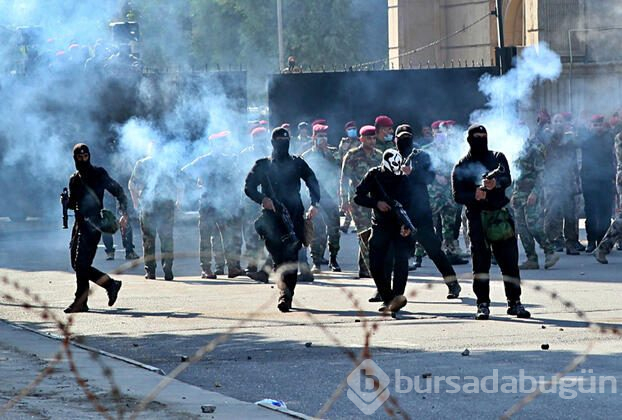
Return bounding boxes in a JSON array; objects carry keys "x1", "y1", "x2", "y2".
[
  {"x1": 597, "y1": 217, "x2": 622, "y2": 253},
  {"x1": 543, "y1": 185, "x2": 579, "y2": 246},
  {"x1": 430, "y1": 196, "x2": 461, "y2": 243},
  {"x1": 512, "y1": 195, "x2": 555, "y2": 258},
  {"x1": 241, "y1": 204, "x2": 265, "y2": 268},
  {"x1": 350, "y1": 199, "x2": 372, "y2": 274},
  {"x1": 199, "y1": 207, "x2": 243, "y2": 271},
  {"x1": 140, "y1": 200, "x2": 175, "y2": 274},
  {"x1": 310, "y1": 201, "x2": 341, "y2": 263}
]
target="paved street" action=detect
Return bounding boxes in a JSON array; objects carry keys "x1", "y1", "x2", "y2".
[{"x1": 1, "y1": 217, "x2": 621, "y2": 418}]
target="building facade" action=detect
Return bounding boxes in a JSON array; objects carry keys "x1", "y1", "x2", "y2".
[{"x1": 389, "y1": 0, "x2": 622, "y2": 115}]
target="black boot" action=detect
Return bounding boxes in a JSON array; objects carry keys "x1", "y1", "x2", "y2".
[
  {"x1": 507, "y1": 301, "x2": 531, "y2": 318},
  {"x1": 414, "y1": 255, "x2": 423, "y2": 268},
  {"x1": 329, "y1": 254, "x2": 341, "y2": 272},
  {"x1": 475, "y1": 303, "x2": 490, "y2": 320},
  {"x1": 585, "y1": 241, "x2": 596, "y2": 253}
]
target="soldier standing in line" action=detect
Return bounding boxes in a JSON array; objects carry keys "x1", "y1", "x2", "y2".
[
  {"x1": 181, "y1": 131, "x2": 245, "y2": 279},
  {"x1": 128, "y1": 141, "x2": 179, "y2": 281},
  {"x1": 427, "y1": 123, "x2": 468, "y2": 265},
  {"x1": 374, "y1": 115, "x2": 395, "y2": 153},
  {"x1": 511, "y1": 120, "x2": 560, "y2": 270},
  {"x1": 594, "y1": 123, "x2": 622, "y2": 263},
  {"x1": 542, "y1": 114, "x2": 582, "y2": 255},
  {"x1": 338, "y1": 121, "x2": 358, "y2": 234},
  {"x1": 302, "y1": 124, "x2": 342, "y2": 272},
  {"x1": 292, "y1": 121, "x2": 312, "y2": 155},
  {"x1": 580, "y1": 115, "x2": 616, "y2": 253},
  {"x1": 340, "y1": 125, "x2": 383, "y2": 281}
]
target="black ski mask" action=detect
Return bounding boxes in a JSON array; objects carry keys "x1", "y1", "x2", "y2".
[
  {"x1": 271, "y1": 127, "x2": 290, "y2": 160},
  {"x1": 73, "y1": 143, "x2": 92, "y2": 173},
  {"x1": 395, "y1": 124, "x2": 414, "y2": 157},
  {"x1": 466, "y1": 124, "x2": 488, "y2": 159}
]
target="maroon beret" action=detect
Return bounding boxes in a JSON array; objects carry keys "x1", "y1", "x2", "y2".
[
  {"x1": 359, "y1": 125, "x2": 376, "y2": 137},
  {"x1": 374, "y1": 115, "x2": 393, "y2": 127}
]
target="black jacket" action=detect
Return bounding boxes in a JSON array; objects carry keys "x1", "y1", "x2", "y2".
[
  {"x1": 452, "y1": 150, "x2": 511, "y2": 213},
  {"x1": 245, "y1": 155, "x2": 321, "y2": 236},
  {"x1": 353, "y1": 167, "x2": 414, "y2": 230},
  {"x1": 68, "y1": 166, "x2": 128, "y2": 221},
  {"x1": 404, "y1": 149, "x2": 435, "y2": 218}
]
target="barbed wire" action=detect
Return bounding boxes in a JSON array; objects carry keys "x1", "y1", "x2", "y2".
[{"x1": 1, "y1": 243, "x2": 621, "y2": 419}]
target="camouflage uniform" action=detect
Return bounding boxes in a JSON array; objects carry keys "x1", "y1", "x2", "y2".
[
  {"x1": 337, "y1": 136, "x2": 357, "y2": 231},
  {"x1": 375, "y1": 138, "x2": 395, "y2": 153},
  {"x1": 595, "y1": 132, "x2": 622, "y2": 256},
  {"x1": 129, "y1": 156, "x2": 177, "y2": 278},
  {"x1": 340, "y1": 145, "x2": 383, "y2": 274},
  {"x1": 182, "y1": 153, "x2": 243, "y2": 275},
  {"x1": 292, "y1": 135, "x2": 312, "y2": 156},
  {"x1": 302, "y1": 146, "x2": 341, "y2": 264},
  {"x1": 542, "y1": 131, "x2": 580, "y2": 248},
  {"x1": 511, "y1": 139, "x2": 555, "y2": 263}
]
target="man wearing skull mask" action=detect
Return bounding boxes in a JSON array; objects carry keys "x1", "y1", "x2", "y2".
[
  {"x1": 245, "y1": 127, "x2": 321, "y2": 312},
  {"x1": 452, "y1": 125, "x2": 530, "y2": 320},
  {"x1": 65, "y1": 143, "x2": 127, "y2": 313},
  {"x1": 353, "y1": 148, "x2": 414, "y2": 315}
]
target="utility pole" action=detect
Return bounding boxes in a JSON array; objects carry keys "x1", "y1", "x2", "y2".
[
  {"x1": 277, "y1": 0, "x2": 284, "y2": 72},
  {"x1": 494, "y1": 0, "x2": 510, "y2": 75},
  {"x1": 496, "y1": 0, "x2": 505, "y2": 49}
]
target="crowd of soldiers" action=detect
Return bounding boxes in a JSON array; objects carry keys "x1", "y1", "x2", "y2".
[{"x1": 62, "y1": 109, "x2": 622, "y2": 319}]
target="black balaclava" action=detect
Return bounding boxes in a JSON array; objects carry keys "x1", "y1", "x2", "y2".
[
  {"x1": 73, "y1": 143, "x2": 92, "y2": 174},
  {"x1": 466, "y1": 124, "x2": 488, "y2": 160},
  {"x1": 395, "y1": 124, "x2": 414, "y2": 157},
  {"x1": 271, "y1": 127, "x2": 290, "y2": 160}
]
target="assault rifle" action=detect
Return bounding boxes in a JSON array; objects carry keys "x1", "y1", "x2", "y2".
[{"x1": 373, "y1": 173, "x2": 416, "y2": 234}]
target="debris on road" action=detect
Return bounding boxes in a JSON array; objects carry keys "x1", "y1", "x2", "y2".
[
  {"x1": 201, "y1": 404, "x2": 216, "y2": 413},
  {"x1": 461, "y1": 349, "x2": 470, "y2": 356},
  {"x1": 305, "y1": 342, "x2": 312, "y2": 348}
]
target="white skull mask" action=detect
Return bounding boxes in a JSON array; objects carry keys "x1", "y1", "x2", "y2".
[{"x1": 382, "y1": 149, "x2": 403, "y2": 175}]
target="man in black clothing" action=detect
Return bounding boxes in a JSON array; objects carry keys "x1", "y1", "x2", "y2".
[
  {"x1": 451, "y1": 125, "x2": 530, "y2": 320},
  {"x1": 395, "y1": 125, "x2": 461, "y2": 299},
  {"x1": 244, "y1": 127, "x2": 320, "y2": 312},
  {"x1": 580, "y1": 115, "x2": 616, "y2": 252},
  {"x1": 65, "y1": 143, "x2": 127, "y2": 313},
  {"x1": 354, "y1": 148, "x2": 413, "y2": 315}
]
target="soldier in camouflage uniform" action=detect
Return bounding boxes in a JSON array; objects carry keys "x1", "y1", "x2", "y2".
[
  {"x1": 292, "y1": 121, "x2": 313, "y2": 155},
  {"x1": 302, "y1": 124, "x2": 342, "y2": 272},
  {"x1": 426, "y1": 126, "x2": 467, "y2": 265},
  {"x1": 542, "y1": 114, "x2": 581, "y2": 255},
  {"x1": 338, "y1": 121, "x2": 358, "y2": 233},
  {"x1": 511, "y1": 129, "x2": 560, "y2": 270},
  {"x1": 129, "y1": 143, "x2": 178, "y2": 280},
  {"x1": 181, "y1": 131, "x2": 245, "y2": 279},
  {"x1": 340, "y1": 125, "x2": 383, "y2": 277},
  {"x1": 594, "y1": 129, "x2": 622, "y2": 263},
  {"x1": 374, "y1": 115, "x2": 395, "y2": 153}
]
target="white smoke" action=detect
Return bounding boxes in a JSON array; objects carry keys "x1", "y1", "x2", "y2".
[{"x1": 469, "y1": 43, "x2": 563, "y2": 168}]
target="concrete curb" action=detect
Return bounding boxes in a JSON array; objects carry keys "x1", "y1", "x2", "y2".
[{"x1": 1, "y1": 320, "x2": 300, "y2": 419}]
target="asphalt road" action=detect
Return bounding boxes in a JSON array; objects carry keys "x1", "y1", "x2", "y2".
[{"x1": 1, "y1": 217, "x2": 621, "y2": 418}]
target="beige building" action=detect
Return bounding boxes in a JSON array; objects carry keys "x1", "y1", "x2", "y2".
[{"x1": 389, "y1": 0, "x2": 622, "y2": 114}]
